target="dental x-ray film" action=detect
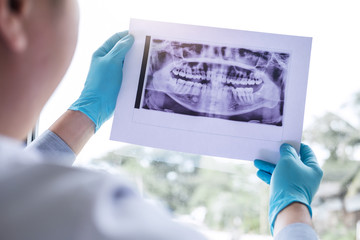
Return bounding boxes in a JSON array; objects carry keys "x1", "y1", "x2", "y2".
[
  {"x1": 110, "y1": 19, "x2": 312, "y2": 163},
  {"x1": 140, "y1": 38, "x2": 286, "y2": 126}
]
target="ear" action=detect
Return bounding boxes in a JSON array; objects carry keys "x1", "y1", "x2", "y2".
[{"x1": 0, "y1": 0, "x2": 31, "y2": 53}]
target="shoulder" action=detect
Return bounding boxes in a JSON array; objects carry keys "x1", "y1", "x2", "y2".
[{"x1": 0, "y1": 146, "x2": 205, "y2": 240}]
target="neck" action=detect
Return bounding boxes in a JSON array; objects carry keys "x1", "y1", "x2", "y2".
[
  {"x1": 0, "y1": 54, "x2": 43, "y2": 141},
  {"x1": 0, "y1": 102, "x2": 40, "y2": 141}
]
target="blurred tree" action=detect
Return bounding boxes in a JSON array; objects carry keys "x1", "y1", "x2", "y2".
[
  {"x1": 304, "y1": 92, "x2": 360, "y2": 183},
  {"x1": 303, "y1": 90, "x2": 360, "y2": 240},
  {"x1": 304, "y1": 112, "x2": 358, "y2": 163}
]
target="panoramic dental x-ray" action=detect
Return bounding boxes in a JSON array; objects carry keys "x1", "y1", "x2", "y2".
[{"x1": 141, "y1": 39, "x2": 289, "y2": 126}]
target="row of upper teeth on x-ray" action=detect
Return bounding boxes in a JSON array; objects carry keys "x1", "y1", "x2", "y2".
[{"x1": 171, "y1": 68, "x2": 263, "y2": 86}]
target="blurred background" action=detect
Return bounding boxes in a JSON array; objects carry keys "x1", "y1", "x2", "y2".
[{"x1": 38, "y1": 0, "x2": 360, "y2": 239}]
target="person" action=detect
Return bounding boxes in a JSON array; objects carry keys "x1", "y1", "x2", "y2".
[{"x1": 0, "y1": 0, "x2": 323, "y2": 239}]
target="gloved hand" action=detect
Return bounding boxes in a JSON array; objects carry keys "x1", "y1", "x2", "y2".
[
  {"x1": 254, "y1": 143, "x2": 323, "y2": 234},
  {"x1": 69, "y1": 31, "x2": 134, "y2": 132}
]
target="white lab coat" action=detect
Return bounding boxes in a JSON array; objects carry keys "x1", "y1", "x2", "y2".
[
  {"x1": 0, "y1": 131, "x2": 318, "y2": 240},
  {"x1": 0, "y1": 133, "x2": 206, "y2": 240}
]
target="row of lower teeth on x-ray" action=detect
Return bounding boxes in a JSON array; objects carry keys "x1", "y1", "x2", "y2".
[{"x1": 168, "y1": 76, "x2": 262, "y2": 105}]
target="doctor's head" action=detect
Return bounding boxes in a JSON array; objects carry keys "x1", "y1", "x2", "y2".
[{"x1": 0, "y1": 0, "x2": 79, "y2": 140}]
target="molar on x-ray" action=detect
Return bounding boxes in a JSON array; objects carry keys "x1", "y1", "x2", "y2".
[{"x1": 140, "y1": 38, "x2": 289, "y2": 126}]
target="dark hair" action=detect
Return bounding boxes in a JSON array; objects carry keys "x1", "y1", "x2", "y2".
[
  {"x1": 51, "y1": 0, "x2": 62, "y2": 6},
  {"x1": 8, "y1": 0, "x2": 21, "y2": 12},
  {"x1": 9, "y1": 0, "x2": 61, "y2": 13}
]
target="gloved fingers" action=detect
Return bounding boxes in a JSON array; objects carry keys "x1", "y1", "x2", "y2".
[
  {"x1": 299, "y1": 143, "x2": 317, "y2": 163},
  {"x1": 256, "y1": 170, "x2": 272, "y2": 185},
  {"x1": 279, "y1": 143, "x2": 299, "y2": 161},
  {"x1": 107, "y1": 34, "x2": 135, "y2": 60},
  {"x1": 93, "y1": 31, "x2": 129, "y2": 57},
  {"x1": 300, "y1": 143, "x2": 322, "y2": 173},
  {"x1": 254, "y1": 159, "x2": 275, "y2": 174}
]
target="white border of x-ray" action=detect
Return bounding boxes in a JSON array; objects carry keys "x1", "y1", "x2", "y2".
[{"x1": 111, "y1": 19, "x2": 312, "y2": 163}]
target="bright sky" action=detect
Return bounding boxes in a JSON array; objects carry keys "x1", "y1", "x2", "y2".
[{"x1": 39, "y1": 0, "x2": 360, "y2": 164}]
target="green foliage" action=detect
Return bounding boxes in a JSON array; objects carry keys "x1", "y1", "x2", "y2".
[
  {"x1": 304, "y1": 112, "x2": 358, "y2": 162},
  {"x1": 320, "y1": 223, "x2": 356, "y2": 240},
  {"x1": 322, "y1": 159, "x2": 359, "y2": 182},
  {"x1": 303, "y1": 90, "x2": 360, "y2": 239},
  {"x1": 91, "y1": 146, "x2": 269, "y2": 234}
]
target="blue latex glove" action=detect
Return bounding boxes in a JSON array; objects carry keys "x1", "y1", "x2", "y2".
[
  {"x1": 254, "y1": 143, "x2": 323, "y2": 234},
  {"x1": 254, "y1": 158, "x2": 275, "y2": 185},
  {"x1": 69, "y1": 31, "x2": 134, "y2": 132}
]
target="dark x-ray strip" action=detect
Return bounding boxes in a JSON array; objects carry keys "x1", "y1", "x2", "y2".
[{"x1": 135, "y1": 36, "x2": 151, "y2": 109}]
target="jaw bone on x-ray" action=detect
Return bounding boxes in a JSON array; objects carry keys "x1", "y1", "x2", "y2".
[{"x1": 141, "y1": 39, "x2": 289, "y2": 126}]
